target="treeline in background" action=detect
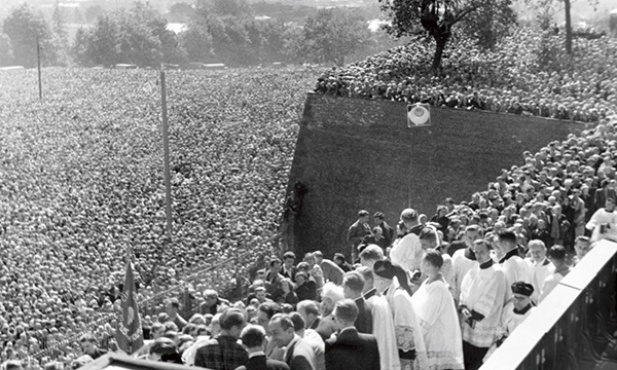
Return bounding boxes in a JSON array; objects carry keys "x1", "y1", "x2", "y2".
[{"x1": 0, "y1": 0, "x2": 403, "y2": 69}]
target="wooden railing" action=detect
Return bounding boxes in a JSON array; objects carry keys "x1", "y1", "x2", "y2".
[{"x1": 481, "y1": 239, "x2": 617, "y2": 370}]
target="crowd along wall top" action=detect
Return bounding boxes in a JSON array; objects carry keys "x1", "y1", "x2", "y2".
[{"x1": 286, "y1": 93, "x2": 584, "y2": 257}]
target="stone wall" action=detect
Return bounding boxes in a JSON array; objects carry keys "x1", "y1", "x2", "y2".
[{"x1": 287, "y1": 93, "x2": 585, "y2": 258}]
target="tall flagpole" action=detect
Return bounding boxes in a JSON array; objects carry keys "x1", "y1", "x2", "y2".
[
  {"x1": 160, "y1": 70, "x2": 173, "y2": 239},
  {"x1": 36, "y1": 35, "x2": 42, "y2": 101}
]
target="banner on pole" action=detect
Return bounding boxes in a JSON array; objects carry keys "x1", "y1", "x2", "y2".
[{"x1": 116, "y1": 261, "x2": 144, "y2": 354}]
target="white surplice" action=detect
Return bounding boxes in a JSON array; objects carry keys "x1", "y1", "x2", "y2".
[
  {"x1": 366, "y1": 292, "x2": 401, "y2": 370},
  {"x1": 410, "y1": 277, "x2": 464, "y2": 370},
  {"x1": 384, "y1": 280, "x2": 429, "y2": 370},
  {"x1": 460, "y1": 261, "x2": 508, "y2": 348}
]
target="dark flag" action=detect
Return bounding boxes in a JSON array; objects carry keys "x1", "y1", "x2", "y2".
[{"x1": 116, "y1": 261, "x2": 144, "y2": 354}]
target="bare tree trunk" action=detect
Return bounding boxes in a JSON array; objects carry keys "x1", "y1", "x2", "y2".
[
  {"x1": 432, "y1": 38, "x2": 447, "y2": 73},
  {"x1": 564, "y1": 0, "x2": 572, "y2": 54}
]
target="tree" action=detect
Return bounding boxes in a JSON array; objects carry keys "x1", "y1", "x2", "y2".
[
  {"x1": 168, "y1": 2, "x2": 194, "y2": 23},
  {"x1": 78, "y1": 15, "x2": 122, "y2": 67},
  {"x1": 179, "y1": 20, "x2": 214, "y2": 62},
  {"x1": 378, "y1": 0, "x2": 516, "y2": 71},
  {"x1": 302, "y1": 8, "x2": 370, "y2": 67},
  {"x1": 84, "y1": 5, "x2": 105, "y2": 24},
  {"x1": 3, "y1": 4, "x2": 56, "y2": 67},
  {"x1": 0, "y1": 33, "x2": 14, "y2": 66},
  {"x1": 212, "y1": 0, "x2": 250, "y2": 17},
  {"x1": 52, "y1": 1, "x2": 70, "y2": 66}
]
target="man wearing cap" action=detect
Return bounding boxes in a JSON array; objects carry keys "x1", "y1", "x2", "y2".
[
  {"x1": 484, "y1": 282, "x2": 535, "y2": 362},
  {"x1": 389, "y1": 208, "x2": 424, "y2": 278},
  {"x1": 347, "y1": 210, "x2": 372, "y2": 262},
  {"x1": 498, "y1": 282, "x2": 535, "y2": 341},
  {"x1": 356, "y1": 266, "x2": 400, "y2": 370}
]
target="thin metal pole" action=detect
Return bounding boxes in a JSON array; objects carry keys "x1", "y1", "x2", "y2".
[
  {"x1": 37, "y1": 36, "x2": 42, "y2": 101},
  {"x1": 160, "y1": 70, "x2": 173, "y2": 238},
  {"x1": 564, "y1": 0, "x2": 572, "y2": 54}
]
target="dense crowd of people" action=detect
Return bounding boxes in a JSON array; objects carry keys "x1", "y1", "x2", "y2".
[
  {"x1": 21, "y1": 112, "x2": 615, "y2": 370},
  {"x1": 0, "y1": 67, "x2": 317, "y2": 368},
  {"x1": 315, "y1": 30, "x2": 617, "y2": 123},
  {"x1": 1, "y1": 21, "x2": 617, "y2": 370}
]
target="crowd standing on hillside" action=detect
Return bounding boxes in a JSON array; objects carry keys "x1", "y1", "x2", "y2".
[
  {"x1": 15, "y1": 113, "x2": 612, "y2": 370},
  {"x1": 1, "y1": 23, "x2": 617, "y2": 370},
  {"x1": 315, "y1": 30, "x2": 617, "y2": 123}
]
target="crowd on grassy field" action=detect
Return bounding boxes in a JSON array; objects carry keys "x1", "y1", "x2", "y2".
[
  {"x1": 315, "y1": 30, "x2": 617, "y2": 123},
  {"x1": 1, "y1": 26, "x2": 617, "y2": 370},
  {"x1": 0, "y1": 67, "x2": 317, "y2": 369},
  {"x1": 41, "y1": 112, "x2": 615, "y2": 370}
]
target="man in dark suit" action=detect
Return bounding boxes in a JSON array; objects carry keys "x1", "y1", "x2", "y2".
[
  {"x1": 268, "y1": 314, "x2": 317, "y2": 370},
  {"x1": 373, "y1": 212, "x2": 395, "y2": 247},
  {"x1": 347, "y1": 210, "x2": 372, "y2": 261},
  {"x1": 341, "y1": 272, "x2": 372, "y2": 334},
  {"x1": 324, "y1": 299, "x2": 380, "y2": 370},
  {"x1": 281, "y1": 252, "x2": 297, "y2": 282},
  {"x1": 593, "y1": 179, "x2": 617, "y2": 213},
  {"x1": 235, "y1": 325, "x2": 290, "y2": 370}
]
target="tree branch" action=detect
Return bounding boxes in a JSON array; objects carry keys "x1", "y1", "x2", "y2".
[{"x1": 452, "y1": 4, "x2": 483, "y2": 25}]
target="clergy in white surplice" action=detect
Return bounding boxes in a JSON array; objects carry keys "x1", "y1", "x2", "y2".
[
  {"x1": 525, "y1": 239, "x2": 554, "y2": 303},
  {"x1": 410, "y1": 250, "x2": 464, "y2": 370},
  {"x1": 496, "y1": 231, "x2": 531, "y2": 301},
  {"x1": 451, "y1": 225, "x2": 481, "y2": 304},
  {"x1": 358, "y1": 265, "x2": 401, "y2": 370},
  {"x1": 373, "y1": 260, "x2": 429, "y2": 370},
  {"x1": 460, "y1": 239, "x2": 508, "y2": 370},
  {"x1": 483, "y1": 281, "x2": 536, "y2": 362}
]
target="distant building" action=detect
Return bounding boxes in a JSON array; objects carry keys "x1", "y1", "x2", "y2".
[{"x1": 166, "y1": 23, "x2": 187, "y2": 34}]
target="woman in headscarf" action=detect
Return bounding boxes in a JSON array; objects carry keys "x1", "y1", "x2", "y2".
[
  {"x1": 410, "y1": 250, "x2": 464, "y2": 370},
  {"x1": 373, "y1": 260, "x2": 428, "y2": 370}
]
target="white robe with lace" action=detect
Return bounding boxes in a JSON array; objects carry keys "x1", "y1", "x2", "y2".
[
  {"x1": 367, "y1": 293, "x2": 402, "y2": 370},
  {"x1": 411, "y1": 278, "x2": 464, "y2": 370},
  {"x1": 385, "y1": 280, "x2": 429, "y2": 370},
  {"x1": 460, "y1": 263, "x2": 508, "y2": 348}
]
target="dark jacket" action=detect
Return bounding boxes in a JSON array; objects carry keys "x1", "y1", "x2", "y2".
[
  {"x1": 324, "y1": 328, "x2": 380, "y2": 370},
  {"x1": 235, "y1": 355, "x2": 290, "y2": 370},
  {"x1": 353, "y1": 297, "x2": 372, "y2": 334},
  {"x1": 295, "y1": 280, "x2": 317, "y2": 302}
]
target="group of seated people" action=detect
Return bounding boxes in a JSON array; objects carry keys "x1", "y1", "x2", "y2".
[{"x1": 314, "y1": 29, "x2": 617, "y2": 123}]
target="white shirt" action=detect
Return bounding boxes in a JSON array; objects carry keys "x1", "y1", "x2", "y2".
[
  {"x1": 525, "y1": 258, "x2": 554, "y2": 303},
  {"x1": 586, "y1": 208, "x2": 617, "y2": 239},
  {"x1": 390, "y1": 232, "x2": 423, "y2": 275},
  {"x1": 451, "y1": 248, "x2": 477, "y2": 303}
]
